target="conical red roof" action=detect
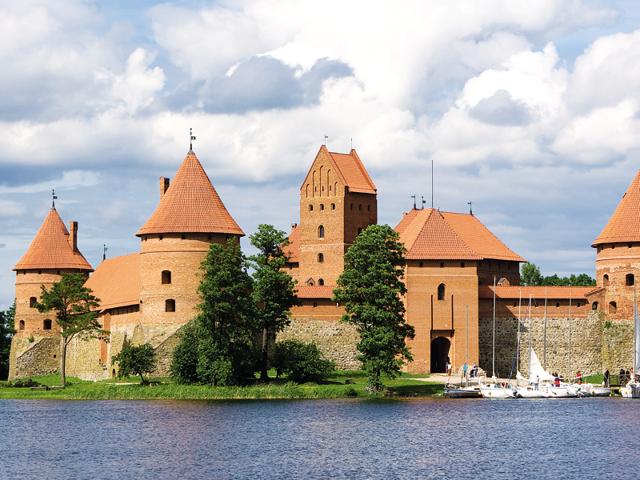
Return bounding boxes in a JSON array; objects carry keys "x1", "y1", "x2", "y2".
[
  {"x1": 136, "y1": 150, "x2": 244, "y2": 236},
  {"x1": 593, "y1": 171, "x2": 640, "y2": 246},
  {"x1": 14, "y1": 208, "x2": 93, "y2": 271}
]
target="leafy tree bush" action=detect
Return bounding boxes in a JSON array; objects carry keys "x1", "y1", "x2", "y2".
[
  {"x1": 171, "y1": 240, "x2": 258, "y2": 386},
  {"x1": 272, "y1": 340, "x2": 334, "y2": 383},
  {"x1": 520, "y1": 262, "x2": 596, "y2": 286},
  {"x1": 334, "y1": 225, "x2": 414, "y2": 392},
  {"x1": 112, "y1": 341, "x2": 156, "y2": 384},
  {"x1": 0, "y1": 301, "x2": 16, "y2": 380}
]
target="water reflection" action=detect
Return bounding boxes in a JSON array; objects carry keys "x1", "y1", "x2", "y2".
[{"x1": 1, "y1": 398, "x2": 638, "y2": 479}]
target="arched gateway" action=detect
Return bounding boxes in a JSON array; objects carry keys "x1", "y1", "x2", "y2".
[{"x1": 430, "y1": 337, "x2": 451, "y2": 373}]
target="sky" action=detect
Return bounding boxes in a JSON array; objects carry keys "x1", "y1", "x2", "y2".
[{"x1": 1, "y1": 0, "x2": 640, "y2": 308}]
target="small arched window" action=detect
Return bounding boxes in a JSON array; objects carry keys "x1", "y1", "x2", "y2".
[
  {"x1": 320, "y1": 204, "x2": 325, "y2": 211},
  {"x1": 609, "y1": 301, "x2": 617, "y2": 313},
  {"x1": 318, "y1": 225, "x2": 325, "y2": 238},
  {"x1": 358, "y1": 204, "x2": 362, "y2": 211},
  {"x1": 161, "y1": 270, "x2": 172, "y2": 285},
  {"x1": 626, "y1": 273, "x2": 635, "y2": 286},
  {"x1": 19, "y1": 320, "x2": 25, "y2": 330},
  {"x1": 331, "y1": 203, "x2": 336, "y2": 210},
  {"x1": 592, "y1": 302, "x2": 599, "y2": 311},
  {"x1": 317, "y1": 253, "x2": 324, "y2": 263},
  {"x1": 43, "y1": 319, "x2": 52, "y2": 330},
  {"x1": 603, "y1": 274, "x2": 609, "y2": 286},
  {"x1": 437, "y1": 283, "x2": 446, "y2": 301},
  {"x1": 306, "y1": 278, "x2": 315, "y2": 286},
  {"x1": 318, "y1": 278, "x2": 325, "y2": 286},
  {"x1": 165, "y1": 299, "x2": 176, "y2": 312},
  {"x1": 29, "y1": 297, "x2": 37, "y2": 308},
  {"x1": 309, "y1": 204, "x2": 313, "y2": 211}
]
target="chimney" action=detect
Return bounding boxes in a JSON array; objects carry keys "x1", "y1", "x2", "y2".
[
  {"x1": 69, "y1": 221, "x2": 78, "y2": 252},
  {"x1": 160, "y1": 177, "x2": 170, "y2": 199}
]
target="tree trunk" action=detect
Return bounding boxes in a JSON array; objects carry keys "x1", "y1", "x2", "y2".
[
  {"x1": 60, "y1": 337, "x2": 67, "y2": 388},
  {"x1": 260, "y1": 327, "x2": 269, "y2": 381}
]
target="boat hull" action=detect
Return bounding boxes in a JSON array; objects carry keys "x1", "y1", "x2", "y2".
[
  {"x1": 444, "y1": 387, "x2": 482, "y2": 399},
  {"x1": 480, "y1": 386, "x2": 515, "y2": 399}
]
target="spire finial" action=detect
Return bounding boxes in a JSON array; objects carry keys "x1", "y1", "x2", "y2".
[
  {"x1": 411, "y1": 194, "x2": 417, "y2": 210},
  {"x1": 190, "y1": 127, "x2": 196, "y2": 152},
  {"x1": 103, "y1": 244, "x2": 108, "y2": 261},
  {"x1": 51, "y1": 189, "x2": 58, "y2": 208},
  {"x1": 467, "y1": 201, "x2": 473, "y2": 215},
  {"x1": 421, "y1": 196, "x2": 426, "y2": 210},
  {"x1": 323, "y1": 135, "x2": 328, "y2": 147}
]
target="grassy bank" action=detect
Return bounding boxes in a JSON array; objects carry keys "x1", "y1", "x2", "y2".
[{"x1": 0, "y1": 371, "x2": 442, "y2": 400}]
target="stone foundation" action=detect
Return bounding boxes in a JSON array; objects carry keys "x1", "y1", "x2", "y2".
[
  {"x1": 10, "y1": 336, "x2": 59, "y2": 379},
  {"x1": 280, "y1": 317, "x2": 360, "y2": 370}
]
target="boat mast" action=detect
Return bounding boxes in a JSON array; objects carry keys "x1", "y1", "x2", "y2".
[
  {"x1": 527, "y1": 295, "x2": 532, "y2": 377},
  {"x1": 492, "y1": 276, "x2": 497, "y2": 378},
  {"x1": 543, "y1": 286, "x2": 548, "y2": 369},
  {"x1": 466, "y1": 305, "x2": 469, "y2": 386},
  {"x1": 568, "y1": 288, "x2": 572, "y2": 380},
  {"x1": 634, "y1": 286, "x2": 638, "y2": 380}
]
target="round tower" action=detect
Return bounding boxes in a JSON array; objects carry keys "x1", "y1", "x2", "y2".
[
  {"x1": 592, "y1": 171, "x2": 640, "y2": 319},
  {"x1": 136, "y1": 149, "x2": 244, "y2": 327},
  {"x1": 10, "y1": 207, "x2": 93, "y2": 378}
]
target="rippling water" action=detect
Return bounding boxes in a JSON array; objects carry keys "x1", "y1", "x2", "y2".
[{"x1": 1, "y1": 398, "x2": 638, "y2": 479}]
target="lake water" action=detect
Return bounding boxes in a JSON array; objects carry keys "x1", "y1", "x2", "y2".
[{"x1": 1, "y1": 398, "x2": 638, "y2": 479}]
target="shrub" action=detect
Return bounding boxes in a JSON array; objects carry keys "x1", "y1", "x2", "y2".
[
  {"x1": 9, "y1": 378, "x2": 41, "y2": 388},
  {"x1": 272, "y1": 340, "x2": 335, "y2": 383},
  {"x1": 112, "y1": 342, "x2": 156, "y2": 384},
  {"x1": 171, "y1": 322, "x2": 200, "y2": 384}
]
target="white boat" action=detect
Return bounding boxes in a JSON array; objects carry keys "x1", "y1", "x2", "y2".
[
  {"x1": 543, "y1": 384, "x2": 577, "y2": 398},
  {"x1": 444, "y1": 385, "x2": 482, "y2": 398},
  {"x1": 621, "y1": 289, "x2": 640, "y2": 398},
  {"x1": 515, "y1": 386, "x2": 549, "y2": 398},
  {"x1": 620, "y1": 382, "x2": 640, "y2": 398},
  {"x1": 480, "y1": 382, "x2": 515, "y2": 399},
  {"x1": 578, "y1": 383, "x2": 611, "y2": 397}
]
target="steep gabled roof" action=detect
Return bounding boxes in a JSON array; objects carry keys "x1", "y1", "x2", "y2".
[
  {"x1": 137, "y1": 150, "x2": 244, "y2": 236},
  {"x1": 395, "y1": 208, "x2": 524, "y2": 262},
  {"x1": 85, "y1": 253, "x2": 140, "y2": 310},
  {"x1": 14, "y1": 208, "x2": 93, "y2": 271},
  {"x1": 593, "y1": 170, "x2": 640, "y2": 246},
  {"x1": 284, "y1": 224, "x2": 300, "y2": 263},
  {"x1": 300, "y1": 145, "x2": 377, "y2": 195}
]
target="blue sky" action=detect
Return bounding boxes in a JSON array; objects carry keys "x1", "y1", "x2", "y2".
[{"x1": 1, "y1": 0, "x2": 640, "y2": 308}]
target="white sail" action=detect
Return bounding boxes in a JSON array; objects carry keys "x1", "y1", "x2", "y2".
[{"x1": 529, "y1": 348, "x2": 554, "y2": 382}]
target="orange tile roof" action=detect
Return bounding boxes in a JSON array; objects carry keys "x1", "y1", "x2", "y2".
[
  {"x1": 284, "y1": 224, "x2": 300, "y2": 263},
  {"x1": 14, "y1": 208, "x2": 93, "y2": 271},
  {"x1": 85, "y1": 253, "x2": 140, "y2": 310},
  {"x1": 479, "y1": 285, "x2": 593, "y2": 300},
  {"x1": 296, "y1": 285, "x2": 335, "y2": 299},
  {"x1": 593, "y1": 170, "x2": 640, "y2": 246},
  {"x1": 301, "y1": 146, "x2": 376, "y2": 195},
  {"x1": 395, "y1": 208, "x2": 524, "y2": 262},
  {"x1": 137, "y1": 150, "x2": 244, "y2": 236}
]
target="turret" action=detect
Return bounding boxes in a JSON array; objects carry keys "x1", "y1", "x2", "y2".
[
  {"x1": 136, "y1": 149, "x2": 244, "y2": 325},
  {"x1": 13, "y1": 207, "x2": 93, "y2": 338}
]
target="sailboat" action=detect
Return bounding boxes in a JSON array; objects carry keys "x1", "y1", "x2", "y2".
[
  {"x1": 445, "y1": 306, "x2": 482, "y2": 398},
  {"x1": 621, "y1": 288, "x2": 640, "y2": 398},
  {"x1": 480, "y1": 277, "x2": 515, "y2": 399}
]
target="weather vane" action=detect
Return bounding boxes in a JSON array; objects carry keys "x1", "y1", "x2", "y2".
[
  {"x1": 421, "y1": 196, "x2": 426, "y2": 210},
  {"x1": 190, "y1": 127, "x2": 196, "y2": 151},
  {"x1": 324, "y1": 135, "x2": 328, "y2": 146},
  {"x1": 52, "y1": 189, "x2": 58, "y2": 208},
  {"x1": 411, "y1": 194, "x2": 417, "y2": 210},
  {"x1": 103, "y1": 244, "x2": 108, "y2": 261},
  {"x1": 467, "y1": 201, "x2": 473, "y2": 215}
]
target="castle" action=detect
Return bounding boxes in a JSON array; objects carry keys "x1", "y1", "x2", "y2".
[{"x1": 8, "y1": 145, "x2": 639, "y2": 380}]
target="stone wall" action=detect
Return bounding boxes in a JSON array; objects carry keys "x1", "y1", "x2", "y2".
[
  {"x1": 479, "y1": 312, "x2": 635, "y2": 379},
  {"x1": 279, "y1": 317, "x2": 360, "y2": 370},
  {"x1": 10, "y1": 336, "x2": 59, "y2": 378}
]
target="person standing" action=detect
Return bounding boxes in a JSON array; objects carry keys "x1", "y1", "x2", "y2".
[{"x1": 604, "y1": 369, "x2": 610, "y2": 387}]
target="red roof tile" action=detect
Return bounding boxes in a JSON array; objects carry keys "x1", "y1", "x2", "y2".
[
  {"x1": 327, "y1": 148, "x2": 376, "y2": 194},
  {"x1": 284, "y1": 224, "x2": 300, "y2": 263},
  {"x1": 593, "y1": 170, "x2": 640, "y2": 246},
  {"x1": 137, "y1": 150, "x2": 244, "y2": 236},
  {"x1": 296, "y1": 285, "x2": 335, "y2": 299},
  {"x1": 479, "y1": 285, "x2": 593, "y2": 300},
  {"x1": 85, "y1": 253, "x2": 140, "y2": 310},
  {"x1": 395, "y1": 208, "x2": 524, "y2": 262},
  {"x1": 14, "y1": 208, "x2": 93, "y2": 271}
]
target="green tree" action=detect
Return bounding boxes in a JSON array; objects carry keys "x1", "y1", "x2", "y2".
[
  {"x1": 172, "y1": 240, "x2": 257, "y2": 386},
  {"x1": 521, "y1": 262, "x2": 543, "y2": 286},
  {"x1": 250, "y1": 224, "x2": 298, "y2": 381},
  {"x1": 112, "y1": 341, "x2": 156, "y2": 384},
  {"x1": 0, "y1": 301, "x2": 16, "y2": 380},
  {"x1": 272, "y1": 340, "x2": 334, "y2": 383},
  {"x1": 36, "y1": 273, "x2": 104, "y2": 387},
  {"x1": 333, "y1": 225, "x2": 414, "y2": 392}
]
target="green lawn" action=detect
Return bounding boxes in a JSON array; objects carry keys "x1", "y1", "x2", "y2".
[{"x1": 0, "y1": 371, "x2": 442, "y2": 400}]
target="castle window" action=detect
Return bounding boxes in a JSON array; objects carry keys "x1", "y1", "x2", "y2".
[
  {"x1": 313, "y1": 302, "x2": 318, "y2": 308},
  {"x1": 358, "y1": 204, "x2": 362, "y2": 211},
  {"x1": 331, "y1": 203, "x2": 335, "y2": 210},
  {"x1": 317, "y1": 253, "x2": 324, "y2": 263},
  {"x1": 592, "y1": 302, "x2": 598, "y2": 311},
  {"x1": 556, "y1": 302, "x2": 560, "y2": 308},
  {"x1": 603, "y1": 274, "x2": 609, "y2": 286},
  {"x1": 309, "y1": 204, "x2": 313, "y2": 211},
  {"x1": 626, "y1": 274, "x2": 635, "y2": 286},
  {"x1": 318, "y1": 225, "x2": 325, "y2": 238},
  {"x1": 318, "y1": 278, "x2": 325, "y2": 286},
  {"x1": 19, "y1": 320, "x2": 25, "y2": 330},
  {"x1": 306, "y1": 278, "x2": 315, "y2": 286},
  {"x1": 609, "y1": 301, "x2": 617, "y2": 313},
  {"x1": 29, "y1": 297, "x2": 37, "y2": 308},
  {"x1": 357, "y1": 227, "x2": 363, "y2": 235},
  {"x1": 437, "y1": 283, "x2": 446, "y2": 301},
  {"x1": 162, "y1": 270, "x2": 172, "y2": 284},
  {"x1": 43, "y1": 319, "x2": 52, "y2": 330},
  {"x1": 320, "y1": 204, "x2": 325, "y2": 211},
  {"x1": 165, "y1": 299, "x2": 176, "y2": 312}
]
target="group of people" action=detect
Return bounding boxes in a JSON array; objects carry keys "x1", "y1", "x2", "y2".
[{"x1": 456, "y1": 361, "x2": 479, "y2": 381}]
